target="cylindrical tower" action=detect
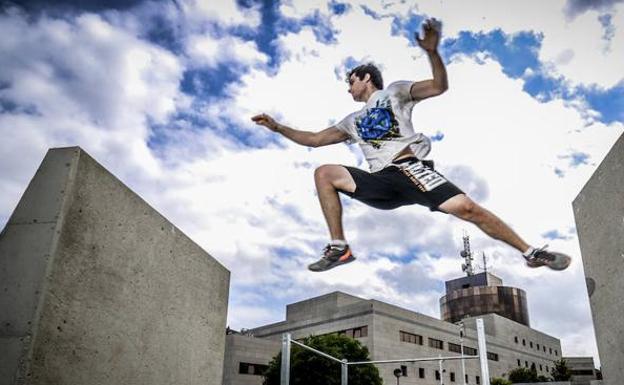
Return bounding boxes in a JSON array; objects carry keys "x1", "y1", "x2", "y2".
[
  {"x1": 439, "y1": 281, "x2": 530, "y2": 326},
  {"x1": 440, "y1": 235, "x2": 531, "y2": 326}
]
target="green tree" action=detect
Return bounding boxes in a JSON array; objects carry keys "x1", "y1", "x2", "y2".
[
  {"x1": 262, "y1": 334, "x2": 382, "y2": 385},
  {"x1": 551, "y1": 359, "x2": 572, "y2": 381},
  {"x1": 491, "y1": 378, "x2": 512, "y2": 385},
  {"x1": 508, "y1": 367, "x2": 538, "y2": 383}
]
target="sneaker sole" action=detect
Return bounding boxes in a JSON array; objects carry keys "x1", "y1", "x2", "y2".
[
  {"x1": 308, "y1": 255, "x2": 356, "y2": 272},
  {"x1": 526, "y1": 254, "x2": 571, "y2": 271}
]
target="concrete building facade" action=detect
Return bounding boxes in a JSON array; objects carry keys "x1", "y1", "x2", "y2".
[
  {"x1": 223, "y1": 291, "x2": 562, "y2": 385},
  {"x1": 564, "y1": 356, "x2": 599, "y2": 385},
  {"x1": 573, "y1": 133, "x2": 623, "y2": 385},
  {"x1": 0, "y1": 147, "x2": 230, "y2": 385}
]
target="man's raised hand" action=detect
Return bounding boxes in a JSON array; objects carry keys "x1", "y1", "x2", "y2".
[
  {"x1": 251, "y1": 113, "x2": 279, "y2": 132},
  {"x1": 415, "y1": 17, "x2": 442, "y2": 52}
]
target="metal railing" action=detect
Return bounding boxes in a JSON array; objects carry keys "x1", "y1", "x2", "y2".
[{"x1": 280, "y1": 318, "x2": 491, "y2": 385}]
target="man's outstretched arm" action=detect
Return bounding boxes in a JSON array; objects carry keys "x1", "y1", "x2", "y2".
[
  {"x1": 410, "y1": 18, "x2": 448, "y2": 101},
  {"x1": 251, "y1": 113, "x2": 349, "y2": 147}
]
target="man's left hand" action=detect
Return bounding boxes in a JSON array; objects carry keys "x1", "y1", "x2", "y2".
[{"x1": 415, "y1": 18, "x2": 442, "y2": 52}]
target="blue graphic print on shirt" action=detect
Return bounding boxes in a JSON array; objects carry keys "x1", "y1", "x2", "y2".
[{"x1": 355, "y1": 97, "x2": 401, "y2": 148}]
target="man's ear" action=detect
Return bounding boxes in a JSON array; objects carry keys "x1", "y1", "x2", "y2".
[{"x1": 363, "y1": 73, "x2": 371, "y2": 83}]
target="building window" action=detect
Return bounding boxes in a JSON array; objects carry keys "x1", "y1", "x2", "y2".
[
  {"x1": 555, "y1": 349, "x2": 558, "y2": 356},
  {"x1": 419, "y1": 368, "x2": 425, "y2": 378},
  {"x1": 571, "y1": 369, "x2": 595, "y2": 375},
  {"x1": 517, "y1": 359, "x2": 521, "y2": 367},
  {"x1": 549, "y1": 347, "x2": 552, "y2": 354},
  {"x1": 450, "y1": 372, "x2": 456, "y2": 382},
  {"x1": 543, "y1": 346, "x2": 546, "y2": 352},
  {"x1": 546, "y1": 365, "x2": 549, "y2": 372},
  {"x1": 530, "y1": 341, "x2": 533, "y2": 348},
  {"x1": 525, "y1": 361, "x2": 529, "y2": 367},
  {"x1": 465, "y1": 374, "x2": 469, "y2": 383},
  {"x1": 540, "y1": 364, "x2": 543, "y2": 371},
  {"x1": 448, "y1": 343, "x2": 462, "y2": 353},
  {"x1": 476, "y1": 375, "x2": 481, "y2": 385},
  {"x1": 353, "y1": 326, "x2": 367, "y2": 338},
  {"x1": 400, "y1": 365, "x2": 407, "y2": 377},
  {"x1": 435, "y1": 370, "x2": 441, "y2": 380},
  {"x1": 522, "y1": 339, "x2": 526, "y2": 346},
  {"x1": 514, "y1": 336, "x2": 518, "y2": 343},
  {"x1": 337, "y1": 325, "x2": 368, "y2": 339},
  {"x1": 239, "y1": 362, "x2": 269, "y2": 376},
  {"x1": 429, "y1": 338, "x2": 444, "y2": 350},
  {"x1": 400, "y1": 331, "x2": 423, "y2": 345},
  {"x1": 487, "y1": 352, "x2": 499, "y2": 361},
  {"x1": 463, "y1": 346, "x2": 478, "y2": 356},
  {"x1": 537, "y1": 343, "x2": 540, "y2": 350}
]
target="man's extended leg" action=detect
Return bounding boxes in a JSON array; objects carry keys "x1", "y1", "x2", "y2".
[
  {"x1": 439, "y1": 194, "x2": 529, "y2": 252},
  {"x1": 439, "y1": 194, "x2": 571, "y2": 270},
  {"x1": 308, "y1": 165, "x2": 357, "y2": 272}
]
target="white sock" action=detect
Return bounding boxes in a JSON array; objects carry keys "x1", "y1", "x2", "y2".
[
  {"x1": 522, "y1": 246, "x2": 535, "y2": 258},
  {"x1": 330, "y1": 239, "x2": 347, "y2": 248}
]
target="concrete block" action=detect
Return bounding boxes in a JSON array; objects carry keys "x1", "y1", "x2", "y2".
[
  {"x1": 0, "y1": 147, "x2": 230, "y2": 385},
  {"x1": 573, "y1": 133, "x2": 624, "y2": 385}
]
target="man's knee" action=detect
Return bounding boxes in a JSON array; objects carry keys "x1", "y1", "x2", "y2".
[
  {"x1": 443, "y1": 195, "x2": 480, "y2": 221},
  {"x1": 314, "y1": 165, "x2": 336, "y2": 183},
  {"x1": 314, "y1": 165, "x2": 355, "y2": 192}
]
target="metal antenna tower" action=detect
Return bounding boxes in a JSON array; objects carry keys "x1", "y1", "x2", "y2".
[{"x1": 460, "y1": 230, "x2": 474, "y2": 276}]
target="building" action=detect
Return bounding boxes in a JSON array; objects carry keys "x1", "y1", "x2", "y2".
[
  {"x1": 224, "y1": 291, "x2": 561, "y2": 385},
  {"x1": 573, "y1": 133, "x2": 624, "y2": 385},
  {"x1": 564, "y1": 357, "x2": 600, "y2": 385},
  {"x1": 440, "y1": 234, "x2": 529, "y2": 326}
]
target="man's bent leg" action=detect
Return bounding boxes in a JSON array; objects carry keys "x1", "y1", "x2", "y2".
[
  {"x1": 314, "y1": 165, "x2": 356, "y2": 241},
  {"x1": 308, "y1": 165, "x2": 357, "y2": 272},
  {"x1": 439, "y1": 194, "x2": 530, "y2": 252}
]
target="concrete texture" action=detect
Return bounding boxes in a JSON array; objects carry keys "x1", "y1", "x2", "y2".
[
  {"x1": 0, "y1": 147, "x2": 230, "y2": 385},
  {"x1": 573, "y1": 133, "x2": 624, "y2": 385}
]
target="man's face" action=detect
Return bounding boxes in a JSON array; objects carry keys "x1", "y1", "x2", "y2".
[{"x1": 348, "y1": 73, "x2": 368, "y2": 102}]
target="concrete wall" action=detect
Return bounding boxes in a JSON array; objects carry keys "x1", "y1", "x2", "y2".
[
  {"x1": 573, "y1": 133, "x2": 624, "y2": 385},
  {"x1": 0, "y1": 147, "x2": 230, "y2": 385}
]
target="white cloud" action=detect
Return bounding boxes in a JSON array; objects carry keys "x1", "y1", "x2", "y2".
[
  {"x1": 179, "y1": 0, "x2": 262, "y2": 29},
  {"x1": 185, "y1": 34, "x2": 268, "y2": 68}
]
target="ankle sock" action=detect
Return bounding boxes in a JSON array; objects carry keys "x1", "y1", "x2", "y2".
[
  {"x1": 523, "y1": 246, "x2": 535, "y2": 258},
  {"x1": 330, "y1": 239, "x2": 347, "y2": 248}
]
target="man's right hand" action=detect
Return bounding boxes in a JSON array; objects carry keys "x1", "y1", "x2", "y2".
[{"x1": 251, "y1": 113, "x2": 280, "y2": 132}]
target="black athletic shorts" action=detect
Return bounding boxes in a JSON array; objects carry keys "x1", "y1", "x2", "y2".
[{"x1": 340, "y1": 157, "x2": 464, "y2": 212}]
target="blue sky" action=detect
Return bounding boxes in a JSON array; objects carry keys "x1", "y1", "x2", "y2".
[{"x1": 1, "y1": 0, "x2": 624, "y2": 368}]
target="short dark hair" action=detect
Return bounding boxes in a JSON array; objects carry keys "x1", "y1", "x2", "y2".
[{"x1": 346, "y1": 63, "x2": 383, "y2": 90}]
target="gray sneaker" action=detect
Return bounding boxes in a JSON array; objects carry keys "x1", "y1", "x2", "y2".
[
  {"x1": 308, "y1": 244, "x2": 356, "y2": 272},
  {"x1": 524, "y1": 245, "x2": 571, "y2": 270}
]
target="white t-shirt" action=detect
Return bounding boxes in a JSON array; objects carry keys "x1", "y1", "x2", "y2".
[{"x1": 335, "y1": 80, "x2": 431, "y2": 172}]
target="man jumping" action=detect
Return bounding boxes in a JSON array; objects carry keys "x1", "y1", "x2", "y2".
[{"x1": 252, "y1": 18, "x2": 571, "y2": 273}]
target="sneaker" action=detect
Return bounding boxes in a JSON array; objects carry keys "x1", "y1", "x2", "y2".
[
  {"x1": 524, "y1": 245, "x2": 571, "y2": 270},
  {"x1": 308, "y1": 244, "x2": 356, "y2": 272}
]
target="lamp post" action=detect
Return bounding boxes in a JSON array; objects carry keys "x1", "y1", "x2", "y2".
[{"x1": 393, "y1": 368, "x2": 402, "y2": 385}]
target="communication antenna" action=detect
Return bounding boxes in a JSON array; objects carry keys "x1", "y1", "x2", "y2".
[{"x1": 460, "y1": 230, "x2": 474, "y2": 276}]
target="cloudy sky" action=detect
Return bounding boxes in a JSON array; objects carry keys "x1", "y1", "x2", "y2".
[{"x1": 2, "y1": 0, "x2": 623, "y2": 366}]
